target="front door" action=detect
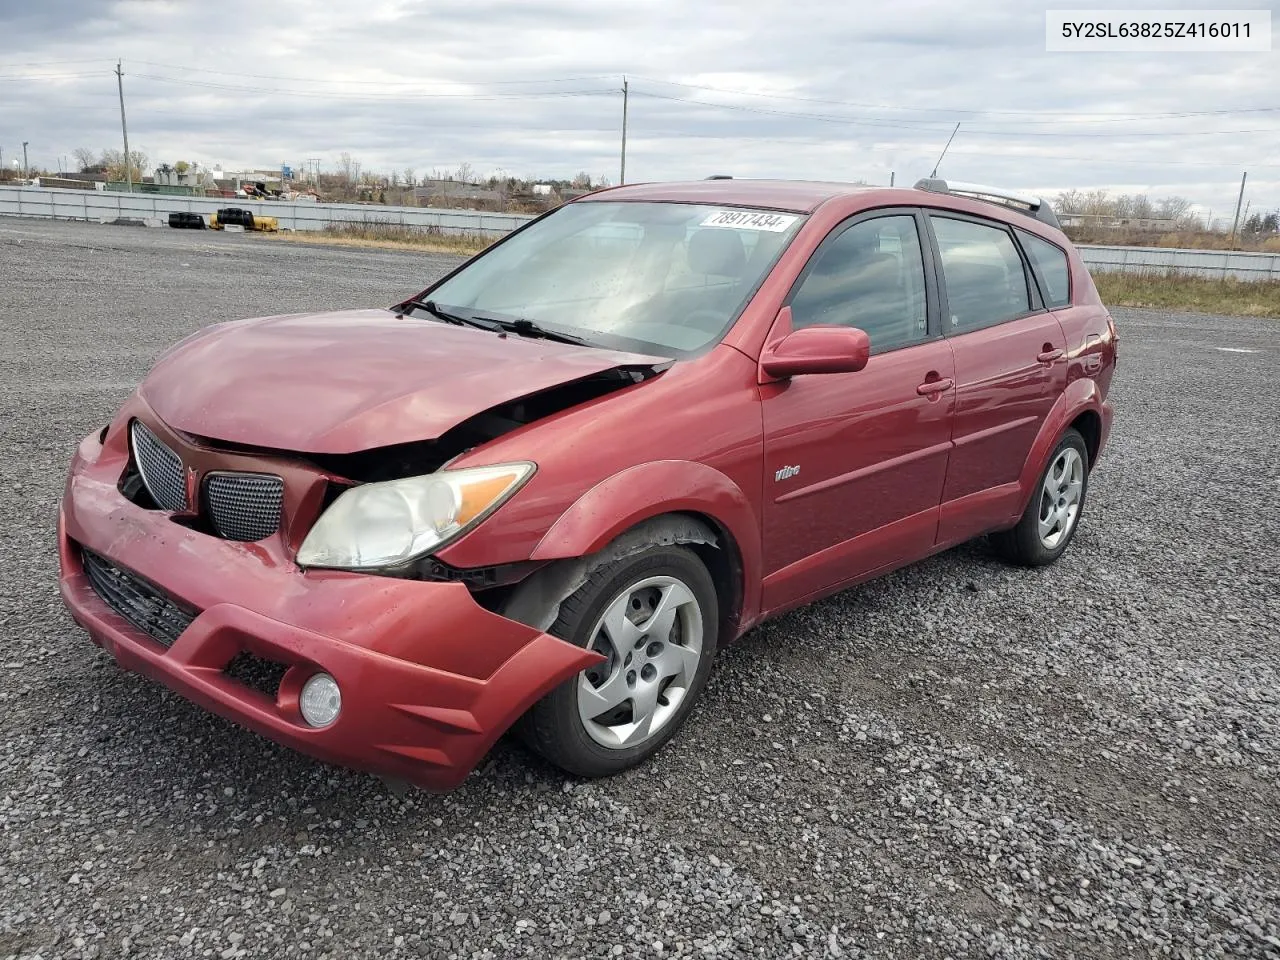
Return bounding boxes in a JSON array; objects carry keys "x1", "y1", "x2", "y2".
[{"x1": 760, "y1": 211, "x2": 955, "y2": 612}]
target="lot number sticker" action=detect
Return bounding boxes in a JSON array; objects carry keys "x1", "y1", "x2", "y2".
[{"x1": 700, "y1": 210, "x2": 798, "y2": 232}]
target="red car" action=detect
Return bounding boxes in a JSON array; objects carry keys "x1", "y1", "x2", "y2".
[{"x1": 58, "y1": 177, "x2": 1115, "y2": 790}]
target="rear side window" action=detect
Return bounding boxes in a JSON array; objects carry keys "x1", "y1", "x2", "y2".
[
  {"x1": 789, "y1": 215, "x2": 928, "y2": 354},
  {"x1": 929, "y1": 216, "x2": 1031, "y2": 331},
  {"x1": 1017, "y1": 230, "x2": 1072, "y2": 307}
]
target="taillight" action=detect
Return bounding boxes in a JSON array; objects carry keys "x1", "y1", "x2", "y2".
[{"x1": 1106, "y1": 314, "x2": 1118, "y2": 364}]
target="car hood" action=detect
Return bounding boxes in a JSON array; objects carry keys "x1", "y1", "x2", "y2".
[{"x1": 139, "y1": 309, "x2": 670, "y2": 454}]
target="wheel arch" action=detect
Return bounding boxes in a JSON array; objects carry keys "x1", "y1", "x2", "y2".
[
  {"x1": 1015, "y1": 380, "x2": 1105, "y2": 517},
  {"x1": 512, "y1": 461, "x2": 762, "y2": 643},
  {"x1": 1069, "y1": 407, "x2": 1102, "y2": 467}
]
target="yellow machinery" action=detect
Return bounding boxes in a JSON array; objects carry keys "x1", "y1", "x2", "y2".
[{"x1": 209, "y1": 209, "x2": 279, "y2": 232}]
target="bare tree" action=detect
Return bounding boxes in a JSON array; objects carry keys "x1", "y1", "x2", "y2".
[
  {"x1": 1156, "y1": 195, "x2": 1195, "y2": 228},
  {"x1": 402, "y1": 167, "x2": 416, "y2": 188},
  {"x1": 337, "y1": 153, "x2": 359, "y2": 185},
  {"x1": 1129, "y1": 194, "x2": 1155, "y2": 219},
  {"x1": 72, "y1": 147, "x2": 97, "y2": 172},
  {"x1": 455, "y1": 162, "x2": 473, "y2": 184},
  {"x1": 100, "y1": 148, "x2": 148, "y2": 182}
]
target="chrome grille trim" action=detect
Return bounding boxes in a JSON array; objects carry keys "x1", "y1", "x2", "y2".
[
  {"x1": 82, "y1": 549, "x2": 196, "y2": 647},
  {"x1": 205, "y1": 472, "x2": 285, "y2": 542},
  {"x1": 130, "y1": 420, "x2": 187, "y2": 512}
]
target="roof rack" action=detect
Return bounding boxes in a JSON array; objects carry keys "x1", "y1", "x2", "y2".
[{"x1": 914, "y1": 177, "x2": 1060, "y2": 229}]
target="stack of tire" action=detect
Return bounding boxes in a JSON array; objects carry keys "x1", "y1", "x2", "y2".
[
  {"x1": 167, "y1": 212, "x2": 207, "y2": 229},
  {"x1": 216, "y1": 207, "x2": 256, "y2": 229}
]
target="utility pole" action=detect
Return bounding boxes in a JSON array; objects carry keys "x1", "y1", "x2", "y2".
[
  {"x1": 116, "y1": 60, "x2": 133, "y2": 192},
  {"x1": 620, "y1": 76, "x2": 629, "y2": 186},
  {"x1": 22, "y1": 142, "x2": 29, "y2": 179},
  {"x1": 930, "y1": 123, "x2": 960, "y2": 178},
  {"x1": 1228, "y1": 171, "x2": 1247, "y2": 250}
]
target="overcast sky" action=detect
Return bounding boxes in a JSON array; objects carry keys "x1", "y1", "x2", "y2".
[{"x1": 1, "y1": 0, "x2": 1277, "y2": 223}]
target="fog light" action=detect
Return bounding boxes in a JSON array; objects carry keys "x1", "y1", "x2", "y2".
[{"x1": 299, "y1": 672, "x2": 341, "y2": 728}]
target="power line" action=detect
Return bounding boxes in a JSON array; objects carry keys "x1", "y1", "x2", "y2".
[
  {"x1": 130, "y1": 60, "x2": 620, "y2": 86},
  {"x1": 0, "y1": 58, "x2": 114, "y2": 67},
  {"x1": 0, "y1": 73, "x2": 106, "y2": 80},
  {"x1": 129, "y1": 73, "x2": 616, "y2": 102},
  {"x1": 627, "y1": 75, "x2": 1279, "y2": 122},
  {"x1": 631, "y1": 90, "x2": 1280, "y2": 138}
]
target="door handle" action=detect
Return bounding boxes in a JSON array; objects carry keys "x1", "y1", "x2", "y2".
[
  {"x1": 916, "y1": 378, "x2": 954, "y2": 397},
  {"x1": 1037, "y1": 348, "x2": 1064, "y2": 363}
]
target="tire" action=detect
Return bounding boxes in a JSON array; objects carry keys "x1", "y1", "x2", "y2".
[
  {"x1": 992, "y1": 427, "x2": 1089, "y2": 567},
  {"x1": 520, "y1": 544, "x2": 719, "y2": 778}
]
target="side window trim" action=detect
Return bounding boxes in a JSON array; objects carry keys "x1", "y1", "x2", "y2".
[
  {"x1": 781, "y1": 205, "x2": 942, "y2": 354},
  {"x1": 923, "y1": 208, "x2": 1047, "y2": 336},
  {"x1": 1013, "y1": 227, "x2": 1074, "y2": 308}
]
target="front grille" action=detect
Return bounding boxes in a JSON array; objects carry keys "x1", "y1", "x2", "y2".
[
  {"x1": 205, "y1": 472, "x2": 285, "y2": 542},
  {"x1": 82, "y1": 549, "x2": 196, "y2": 647},
  {"x1": 130, "y1": 420, "x2": 187, "y2": 511}
]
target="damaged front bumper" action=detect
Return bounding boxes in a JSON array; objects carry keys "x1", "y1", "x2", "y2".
[{"x1": 57, "y1": 429, "x2": 598, "y2": 791}]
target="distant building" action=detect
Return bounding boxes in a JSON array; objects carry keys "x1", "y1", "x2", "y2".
[
  {"x1": 1059, "y1": 213, "x2": 1177, "y2": 232},
  {"x1": 415, "y1": 179, "x2": 503, "y2": 205},
  {"x1": 32, "y1": 176, "x2": 105, "y2": 192}
]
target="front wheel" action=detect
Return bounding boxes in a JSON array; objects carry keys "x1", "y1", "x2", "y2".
[
  {"x1": 519, "y1": 544, "x2": 718, "y2": 778},
  {"x1": 992, "y1": 428, "x2": 1089, "y2": 567}
]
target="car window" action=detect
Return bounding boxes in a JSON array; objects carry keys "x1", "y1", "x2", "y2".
[
  {"x1": 425, "y1": 201, "x2": 806, "y2": 357},
  {"x1": 1017, "y1": 229, "x2": 1072, "y2": 308},
  {"x1": 788, "y1": 215, "x2": 928, "y2": 353},
  {"x1": 930, "y1": 216, "x2": 1032, "y2": 330}
]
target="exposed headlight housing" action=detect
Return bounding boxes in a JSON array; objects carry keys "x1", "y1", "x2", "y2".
[{"x1": 296, "y1": 462, "x2": 535, "y2": 570}]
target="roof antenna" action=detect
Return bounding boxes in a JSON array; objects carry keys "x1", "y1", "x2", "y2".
[{"x1": 930, "y1": 122, "x2": 961, "y2": 178}]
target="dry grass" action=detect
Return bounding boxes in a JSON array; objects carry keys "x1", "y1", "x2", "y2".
[
  {"x1": 267, "y1": 222, "x2": 495, "y2": 256},
  {"x1": 1064, "y1": 226, "x2": 1280, "y2": 253},
  {"x1": 1094, "y1": 271, "x2": 1280, "y2": 318}
]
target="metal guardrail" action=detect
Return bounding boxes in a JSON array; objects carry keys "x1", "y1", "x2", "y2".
[
  {"x1": 0, "y1": 185, "x2": 535, "y2": 236},
  {"x1": 1077, "y1": 243, "x2": 1280, "y2": 282},
  {"x1": 4, "y1": 186, "x2": 1278, "y2": 282}
]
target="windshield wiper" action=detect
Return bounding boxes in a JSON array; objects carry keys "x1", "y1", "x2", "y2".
[
  {"x1": 400, "y1": 299, "x2": 589, "y2": 346},
  {"x1": 498, "y1": 317, "x2": 591, "y2": 346},
  {"x1": 399, "y1": 298, "x2": 501, "y2": 332}
]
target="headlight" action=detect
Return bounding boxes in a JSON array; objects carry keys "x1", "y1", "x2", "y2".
[{"x1": 296, "y1": 461, "x2": 534, "y2": 570}]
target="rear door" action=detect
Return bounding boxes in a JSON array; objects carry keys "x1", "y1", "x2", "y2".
[
  {"x1": 924, "y1": 211, "x2": 1068, "y2": 545},
  {"x1": 760, "y1": 210, "x2": 955, "y2": 610}
]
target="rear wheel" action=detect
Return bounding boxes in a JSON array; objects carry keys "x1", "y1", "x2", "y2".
[
  {"x1": 992, "y1": 428, "x2": 1089, "y2": 567},
  {"x1": 520, "y1": 544, "x2": 718, "y2": 778}
]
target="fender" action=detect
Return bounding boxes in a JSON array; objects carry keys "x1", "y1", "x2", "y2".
[
  {"x1": 1014, "y1": 378, "x2": 1105, "y2": 518},
  {"x1": 531, "y1": 459, "x2": 763, "y2": 630}
]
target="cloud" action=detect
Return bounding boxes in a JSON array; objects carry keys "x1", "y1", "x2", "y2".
[{"x1": 1, "y1": 0, "x2": 1277, "y2": 218}]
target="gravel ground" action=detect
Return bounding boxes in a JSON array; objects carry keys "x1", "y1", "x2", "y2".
[{"x1": 1, "y1": 217, "x2": 1278, "y2": 960}]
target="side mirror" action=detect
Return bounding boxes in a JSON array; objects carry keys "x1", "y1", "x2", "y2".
[{"x1": 760, "y1": 312, "x2": 870, "y2": 379}]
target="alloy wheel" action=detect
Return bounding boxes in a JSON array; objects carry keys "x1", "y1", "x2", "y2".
[
  {"x1": 1038, "y1": 447, "x2": 1085, "y2": 549},
  {"x1": 578, "y1": 575, "x2": 704, "y2": 749}
]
